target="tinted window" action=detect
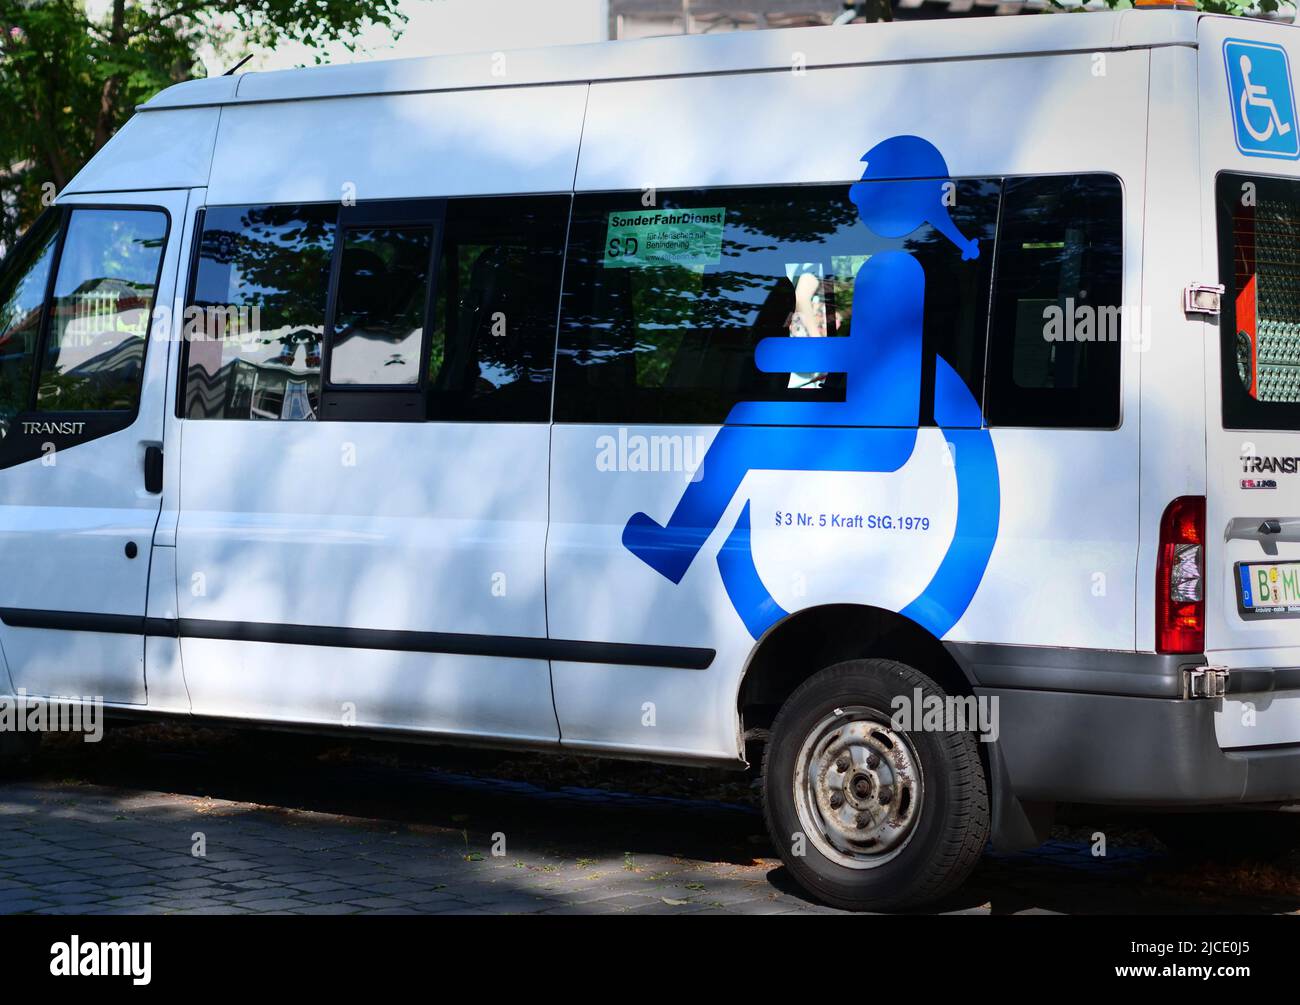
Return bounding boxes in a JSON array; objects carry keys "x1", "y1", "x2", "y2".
[
  {"x1": 984, "y1": 175, "x2": 1124, "y2": 428},
  {"x1": 428, "y1": 196, "x2": 568, "y2": 421},
  {"x1": 37, "y1": 209, "x2": 167, "y2": 413},
  {"x1": 0, "y1": 215, "x2": 57, "y2": 437},
  {"x1": 328, "y1": 226, "x2": 433, "y2": 387},
  {"x1": 185, "y1": 204, "x2": 336, "y2": 420},
  {"x1": 1219, "y1": 173, "x2": 1300, "y2": 430},
  {"x1": 555, "y1": 182, "x2": 998, "y2": 425}
]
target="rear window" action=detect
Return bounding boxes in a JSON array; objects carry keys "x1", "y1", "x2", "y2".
[{"x1": 1220, "y1": 172, "x2": 1300, "y2": 430}]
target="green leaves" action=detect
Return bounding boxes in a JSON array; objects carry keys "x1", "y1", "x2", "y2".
[{"x1": 0, "y1": 0, "x2": 405, "y2": 252}]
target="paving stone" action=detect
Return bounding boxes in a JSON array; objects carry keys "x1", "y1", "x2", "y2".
[
  {"x1": 1, "y1": 756, "x2": 1279, "y2": 916},
  {"x1": 225, "y1": 897, "x2": 309, "y2": 912},
  {"x1": 0, "y1": 898, "x2": 54, "y2": 913}
]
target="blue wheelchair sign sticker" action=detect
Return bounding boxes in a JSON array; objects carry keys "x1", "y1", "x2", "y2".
[{"x1": 1225, "y1": 39, "x2": 1300, "y2": 160}]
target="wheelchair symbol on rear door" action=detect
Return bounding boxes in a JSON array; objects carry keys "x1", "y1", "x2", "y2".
[{"x1": 1225, "y1": 39, "x2": 1300, "y2": 160}]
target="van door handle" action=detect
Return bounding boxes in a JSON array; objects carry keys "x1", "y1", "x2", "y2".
[
  {"x1": 144, "y1": 445, "x2": 163, "y2": 494},
  {"x1": 1225, "y1": 516, "x2": 1300, "y2": 556},
  {"x1": 1225, "y1": 516, "x2": 1300, "y2": 541}
]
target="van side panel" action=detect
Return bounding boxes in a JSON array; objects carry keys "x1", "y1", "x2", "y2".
[
  {"x1": 205, "y1": 85, "x2": 590, "y2": 205},
  {"x1": 63, "y1": 109, "x2": 220, "y2": 195},
  {"x1": 576, "y1": 54, "x2": 1151, "y2": 189},
  {"x1": 550, "y1": 54, "x2": 1149, "y2": 762},
  {"x1": 166, "y1": 82, "x2": 593, "y2": 743},
  {"x1": 175, "y1": 422, "x2": 559, "y2": 741}
]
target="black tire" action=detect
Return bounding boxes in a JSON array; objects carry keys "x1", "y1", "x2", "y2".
[{"x1": 762, "y1": 658, "x2": 989, "y2": 911}]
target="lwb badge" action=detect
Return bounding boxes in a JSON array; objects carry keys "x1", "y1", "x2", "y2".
[{"x1": 1225, "y1": 38, "x2": 1300, "y2": 160}]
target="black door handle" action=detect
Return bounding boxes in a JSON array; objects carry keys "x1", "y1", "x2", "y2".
[{"x1": 144, "y1": 445, "x2": 163, "y2": 494}]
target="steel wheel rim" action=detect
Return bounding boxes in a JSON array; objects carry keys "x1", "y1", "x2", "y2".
[{"x1": 792, "y1": 705, "x2": 924, "y2": 870}]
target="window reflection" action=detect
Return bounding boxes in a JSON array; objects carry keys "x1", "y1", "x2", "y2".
[
  {"x1": 555, "y1": 183, "x2": 999, "y2": 426},
  {"x1": 984, "y1": 176, "x2": 1123, "y2": 428},
  {"x1": 427, "y1": 196, "x2": 568, "y2": 421},
  {"x1": 37, "y1": 209, "x2": 167, "y2": 413},
  {"x1": 186, "y1": 204, "x2": 335, "y2": 420},
  {"x1": 329, "y1": 227, "x2": 432, "y2": 387},
  {"x1": 0, "y1": 217, "x2": 57, "y2": 437}
]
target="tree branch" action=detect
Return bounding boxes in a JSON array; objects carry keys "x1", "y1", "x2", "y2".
[{"x1": 92, "y1": 0, "x2": 128, "y2": 152}]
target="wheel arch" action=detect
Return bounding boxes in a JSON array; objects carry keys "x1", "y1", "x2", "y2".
[
  {"x1": 736, "y1": 602, "x2": 1051, "y2": 853},
  {"x1": 736, "y1": 603, "x2": 977, "y2": 736}
]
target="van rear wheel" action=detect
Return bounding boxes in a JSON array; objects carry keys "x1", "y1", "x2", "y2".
[{"x1": 762, "y1": 658, "x2": 988, "y2": 911}]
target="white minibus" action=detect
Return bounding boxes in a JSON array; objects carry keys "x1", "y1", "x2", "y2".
[{"x1": 2, "y1": 8, "x2": 1300, "y2": 910}]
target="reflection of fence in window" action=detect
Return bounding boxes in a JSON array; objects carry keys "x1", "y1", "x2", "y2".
[{"x1": 65, "y1": 285, "x2": 149, "y2": 347}]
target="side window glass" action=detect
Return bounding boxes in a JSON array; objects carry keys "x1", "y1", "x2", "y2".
[
  {"x1": 328, "y1": 226, "x2": 434, "y2": 387},
  {"x1": 428, "y1": 195, "x2": 568, "y2": 421},
  {"x1": 185, "y1": 204, "x2": 336, "y2": 420},
  {"x1": 1218, "y1": 172, "x2": 1300, "y2": 431},
  {"x1": 554, "y1": 182, "x2": 998, "y2": 426},
  {"x1": 984, "y1": 175, "x2": 1124, "y2": 428},
  {"x1": 0, "y1": 216, "x2": 58, "y2": 437},
  {"x1": 37, "y1": 209, "x2": 167, "y2": 413}
]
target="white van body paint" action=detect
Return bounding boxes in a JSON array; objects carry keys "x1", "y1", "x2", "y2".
[{"x1": 3, "y1": 10, "x2": 1299, "y2": 816}]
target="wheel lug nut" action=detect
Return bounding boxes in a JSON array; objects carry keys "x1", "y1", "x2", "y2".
[
  {"x1": 866, "y1": 753, "x2": 880, "y2": 769},
  {"x1": 829, "y1": 793, "x2": 844, "y2": 809},
  {"x1": 855, "y1": 813, "x2": 870, "y2": 829},
  {"x1": 835, "y1": 756, "x2": 850, "y2": 772},
  {"x1": 878, "y1": 786, "x2": 893, "y2": 805}
]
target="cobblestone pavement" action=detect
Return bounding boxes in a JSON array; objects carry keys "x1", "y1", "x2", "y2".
[{"x1": 1, "y1": 726, "x2": 1298, "y2": 915}]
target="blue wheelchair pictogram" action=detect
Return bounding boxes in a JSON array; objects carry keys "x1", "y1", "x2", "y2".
[
  {"x1": 1225, "y1": 39, "x2": 1300, "y2": 160},
  {"x1": 621, "y1": 134, "x2": 1001, "y2": 642}
]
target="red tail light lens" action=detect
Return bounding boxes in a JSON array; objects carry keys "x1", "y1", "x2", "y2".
[{"x1": 1156, "y1": 496, "x2": 1206, "y2": 654}]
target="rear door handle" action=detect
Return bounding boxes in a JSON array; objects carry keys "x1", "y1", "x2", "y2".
[
  {"x1": 1225, "y1": 516, "x2": 1300, "y2": 556},
  {"x1": 1225, "y1": 516, "x2": 1300, "y2": 541},
  {"x1": 144, "y1": 445, "x2": 163, "y2": 494}
]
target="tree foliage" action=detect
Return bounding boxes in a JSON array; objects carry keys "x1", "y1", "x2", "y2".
[
  {"x1": 0, "y1": 0, "x2": 405, "y2": 251},
  {"x1": 0, "y1": 0, "x2": 1293, "y2": 255}
]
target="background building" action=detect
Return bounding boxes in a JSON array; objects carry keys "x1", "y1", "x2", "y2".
[{"x1": 609, "y1": 0, "x2": 1050, "y2": 38}]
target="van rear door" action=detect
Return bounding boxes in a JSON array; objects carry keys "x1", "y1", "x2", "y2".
[{"x1": 1199, "y1": 16, "x2": 1300, "y2": 746}]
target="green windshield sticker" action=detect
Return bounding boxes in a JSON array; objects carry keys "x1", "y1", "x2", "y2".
[{"x1": 604, "y1": 208, "x2": 726, "y2": 269}]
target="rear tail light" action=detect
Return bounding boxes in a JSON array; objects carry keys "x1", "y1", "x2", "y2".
[{"x1": 1157, "y1": 496, "x2": 1206, "y2": 654}]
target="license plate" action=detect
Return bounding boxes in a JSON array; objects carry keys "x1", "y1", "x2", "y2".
[{"x1": 1239, "y1": 561, "x2": 1300, "y2": 614}]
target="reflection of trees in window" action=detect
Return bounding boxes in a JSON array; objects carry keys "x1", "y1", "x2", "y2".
[
  {"x1": 0, "y1": 217, "x2": 57, "y2": 436},
  {"x1": 196, "y1": 204, "x2": 335, "y2": 357},
  {"x1": 427, "y1": 197, "x2": 567, "y2": 422},
  {"x1": 187, "y1": 204, "x2": 336, "y2": 419},
  {"x1": 559, "y1": 184, "x2": 1005, "y2": 424}
]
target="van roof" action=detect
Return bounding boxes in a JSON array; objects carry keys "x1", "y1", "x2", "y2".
[{"x1": 142, "y1": 8, "x2": 1227, "y2": 112}]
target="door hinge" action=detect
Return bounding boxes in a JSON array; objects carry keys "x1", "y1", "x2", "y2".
[
  {"x1": 1184, "y1": 283, "x2": 1224, "y2": 316},
  {"x1": 1183, "y1": 665, "x2": 1229, "y2": 699}
]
